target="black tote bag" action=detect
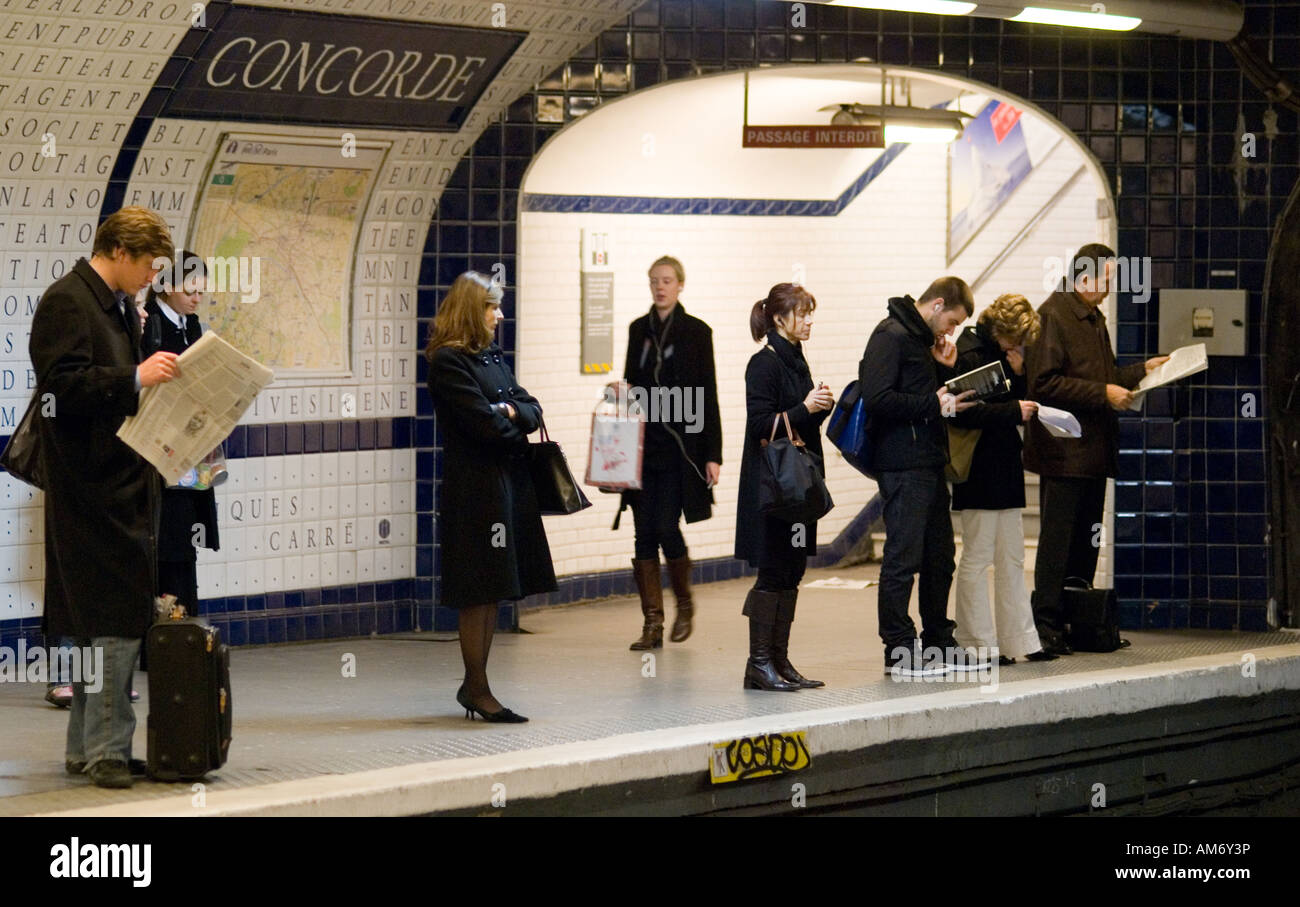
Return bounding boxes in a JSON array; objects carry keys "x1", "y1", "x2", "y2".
[
  {"x1": 758, "y1": 411, "x2": 833, "y2": 524},
  {"x1": 0, "y1": 390, "x2": 47, "y2": 490},
  {"x1": 529, "y1": 417, "x2": 592, "y2": 516}
]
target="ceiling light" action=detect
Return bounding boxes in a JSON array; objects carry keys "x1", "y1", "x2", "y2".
[
  {"x1": 825, "y1": 0, "x2": 978, "y2": 15},
  {"x1": 884, "y1": 123, "x2": 960, "y2": 143},
  {"x1": 1011, "y1": 6, "x2": 1141, "y2": 30}
]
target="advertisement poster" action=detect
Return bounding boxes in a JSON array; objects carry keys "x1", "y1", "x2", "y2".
[{"x1": 947, "y1": 99, "x2": 1034, "y2": 262}]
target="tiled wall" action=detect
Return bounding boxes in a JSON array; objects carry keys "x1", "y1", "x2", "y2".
[
  {"x1": 423, "y1": 0, "x2": 1290, "y2": 631},
  {"x1": 0, "y1": 0, "x2": 642, "y2": 649}
]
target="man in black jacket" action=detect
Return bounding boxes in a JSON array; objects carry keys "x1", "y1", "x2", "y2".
[
  {"x1": 859, "y1": 277, "x2": 977, "y2": 675},
  {"x1": 32, "y1": 206, "x2": 181, "y2": 788}
]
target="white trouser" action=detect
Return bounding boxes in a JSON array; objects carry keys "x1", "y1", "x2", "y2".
[{"x1": 954, "y1": 508, "x2": 1042, "y2": 658}]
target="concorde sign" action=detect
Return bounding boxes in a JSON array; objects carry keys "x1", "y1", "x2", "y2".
[{"x1": 163, "y1": 7, "x2": 525, "y2": 130}]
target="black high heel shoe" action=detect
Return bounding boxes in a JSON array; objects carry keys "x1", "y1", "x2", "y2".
[{"x1": 456, "y1": 686, "x2": 529, "y2": 723}]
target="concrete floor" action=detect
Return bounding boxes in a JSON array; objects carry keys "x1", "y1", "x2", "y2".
[{"x1": 3, "y1": 559, "x2": 1298, "y2": 816}]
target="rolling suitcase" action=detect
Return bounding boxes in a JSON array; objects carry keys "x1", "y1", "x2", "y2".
[
  {"x1": 146, "y1": 611, "x2": 233, "y2": 781},
  {"x1": 1062, "y1": 577, "x2": 1130, "y2": 653}
]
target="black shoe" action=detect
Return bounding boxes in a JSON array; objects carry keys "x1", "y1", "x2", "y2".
[
  {"x1": 938, "y1": 645, "x2": 994, "y2": 671},
  {"x1": 67, "y1": 758, "x2": 146, "y2": 776},
  {"x1": 86, "y1": 760, "x2": 133, "y2": 789},
  {"x1": 456, "y1": 685, "x2": 528, "y2": 723},
  {"x1": 884, "y1": 642, "x2": 951, "y2": 677},
  {"x1": 1025, "y1": 650, "x2": 1060, "y2": 662},
  {"x1": 999, "y1": 655, "x2": 1017, "y2": 666},
  {"x1": 1043, "y1": 640, "x2": 1073, "y2": 656}
]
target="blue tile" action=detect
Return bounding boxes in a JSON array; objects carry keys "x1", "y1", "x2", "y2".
[
  {"x1": 227, "y1": 619, "x2": 247, "y2": 646},
  {"x1": 359, "y1": 419, "x2": 377, "y2": 450},
  {"x1": 1118, "y1": 420, "x2": 1143, "y2": 449},
  {"x1": 1239, "y1": 546, "x2": 1268, "y2": 577},
  {"x1": 322, "y1": 585, "x2": 340, "y2": 605},
  {"x1": 322, "y1": 610, "x2": 341, "y2": 638},
  {"x1": 1144, "y1": 576, "x2": 1172, "y2": 598},
  {"x1": 1239, "y1": 606, "x2": 1268, "y2": 632},
  {"x1": 246, "y1": 595, "x2": 266, "y2": 612},
  {"x1": 340, "y1": 421, "x2": 358, "y2": 451},
  {"x1": 1240, "y1": 577, "x2": 1268, "y2": 601},
  {"x1": 1115, "y1": 545, "x2": 1143, "y2": 575},
  {"x1": 321, "y1": 421, "x2": 340, "y2": 452},
  {"x1": 285, "y1": 422, "x2": 304, "y2": 454},
  {"x1": 1205, "y1": 420, "x2": 1235, "y2": 449},
  {"x1": 340, "y1": 608, "x2": 359, "y2": 637},
  {"x1": 1188, "y1": 604, "x2": 1210, "y2": 629},
  {"x1": 1144, "y1": 546, "x2": 1172, "y2": 574},
  {"x1": 358, "y1": 582, "x2": 376, "y2": 603},
  {"x1": 340, "y1": 584, "x2": 357, "y2": 605},
  {"x1": 246, "y1": 425, "x2": 267, "y2": 456},
  {"x1": 1115, "y1": 514, "x2": 1142, "y2": 543},
  {"x1": 1145, "y1": 454, "x2": 1173, "y2": 481},
  {"x1": 395, "y1": 605, "x2": 414, "y2": 632},
  {"x1": 1144, "y1": 483, "x2": 1174, "y2": 511},
  {"x1": 1237, "y1": 420, "x2": 1262, "y2": 449},
  {"x1": 1143, "y1": 602, "x2": 1170, "y2": 629},
  {"x1": 304, "y1": 614, "x2": 322, "y2": 640},
  {"x1": 248, "y1": 618, "x2": 267, "y2": 645},
  {"x1": 225, "y1": 426, "x2": 248, "y2": 458},
  {"x1": 1169, "y1": 602, "x2": 1190, "y2": 628},
  {"x1": 1237, "y1": 515, "x2": 1266, "y2": 545},
  {"x1": 1207, "y1": 604, "x2": 1237, "y2": 630},
  {"x1": 303, "y1": 422, "x2": 322, "y2": 454},
  {"x1": 286, "y1": 616, "x2": 304, "y2": 642},
  {"x1": 1115, "y1": 482, "x2": 1142, "y2": 511},
  {"x1": 1209, "y1": 576, "x2": 1238, "y2": 600}
]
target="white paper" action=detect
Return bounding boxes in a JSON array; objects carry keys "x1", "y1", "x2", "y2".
[
  {"x1": 1036, "y1": 405, "x2": 1082, "y2": 438},
  {"x1": 1128, "y1": 342, "x2": 1208, "y2": 411},
  {"x1": 804, "y1": 577, "x2": 878, "y2": 590},
  {"x1": 117, "y1": 332, "x2": 274, "y2": 484}
]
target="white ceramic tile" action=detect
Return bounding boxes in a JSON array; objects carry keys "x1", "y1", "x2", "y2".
[{"x1": 245, "y1": 559, "x2": 265, "y2": 593}]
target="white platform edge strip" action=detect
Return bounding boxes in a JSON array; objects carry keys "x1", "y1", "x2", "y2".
[{"x1": 36, "y1": 644, "x2": 1300, "y2": 817}]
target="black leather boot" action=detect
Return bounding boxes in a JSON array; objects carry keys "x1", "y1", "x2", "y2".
[
  {"x1": 741, "y1": 588, "x2": 800, "y2": 692},
  {"x1": 772, "y1": 589, "x2": 824, "y2": 688}
]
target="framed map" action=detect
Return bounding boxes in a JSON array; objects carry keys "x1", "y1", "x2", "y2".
[{"x1": 188, "y1": 133, "x2": 389, "y2": 377}]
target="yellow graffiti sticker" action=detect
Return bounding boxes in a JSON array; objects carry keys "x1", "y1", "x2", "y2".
[{"x1": 709, "y1": 731, "x2": 811, "y2": 784}]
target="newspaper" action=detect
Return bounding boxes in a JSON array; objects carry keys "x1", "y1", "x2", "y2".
[
  {"x1": 117, "y1": 331, "x2": 274, "y2": 485},
  {"x1": 1128, "y1": 343, "x2": 1208, "y2": 411},
  {"x1": 1036, "y1": 405, "x2": 1082, "y2": 438}
]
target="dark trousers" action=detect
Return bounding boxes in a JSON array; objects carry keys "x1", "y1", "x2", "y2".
[
  {"x1": 631, "y1": 464, "x2": 687, "y2": 560},
  {"x1": 755, "y1": 560, "x2": 806, "y2": 593},
  {"x1": 159, "y1": 558, "x2": 200, "y2": 616},
  {"x1": 877, "y1": 466, "x2": 957, "y2": 648},
  {"x1": 1033, "y1": 476, "x2": 1107, "y2": 639}
]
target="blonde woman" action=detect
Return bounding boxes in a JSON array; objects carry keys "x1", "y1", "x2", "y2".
[
  {"x1": 947, "y1": 294, "x2": 1054, "y2": 664},
  {"x1": 425, "y1": 272, "x2": 557, "y2": 722}
]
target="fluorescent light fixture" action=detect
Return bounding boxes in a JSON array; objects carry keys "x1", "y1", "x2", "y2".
[
  {"x1": 885, "y1": 123, "x2": 960, "y2": 143},
  {"x1": 1011, "y1": 6, "x2": 1141, "y2": 30},
  {"x1": 826, "y1": 0, "x2": 977, "y2": 15}
]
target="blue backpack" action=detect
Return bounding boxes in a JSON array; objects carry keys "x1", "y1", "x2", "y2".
[{"x1": 826, "y1": 380, "x2": 875, "y2": 478}]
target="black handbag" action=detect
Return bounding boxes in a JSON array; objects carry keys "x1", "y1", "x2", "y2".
[
  {"x1": 1062, "y1": 577, "x2": 1130, "y2": 652},
  {"x1": 758, "y1": 411, "x2": 833, "y2": 524},
  {"x1": 0, "y1": 389, "x2": 47, "y2": 490},
  {"x1": 528, "y1": 417, "x2": 592, "y2": 516}
]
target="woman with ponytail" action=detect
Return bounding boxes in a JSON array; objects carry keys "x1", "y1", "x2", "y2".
[{"x1": 733, "y1": 284, "x2": 835, "y2": 691}]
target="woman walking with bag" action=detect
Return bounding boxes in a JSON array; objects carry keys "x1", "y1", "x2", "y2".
[
  {"x1": 735, "y1": 284, "x2": 834, "y2": 691},
  {"x1": 426, "y1": 272, "x2": 557, "y2": 722},
  {"x1": 619, "y1": 256, "x2": 722, "y2": 650},
  {"x1": 947, "y1": 294, "x2": 1054, "y2": 665}
]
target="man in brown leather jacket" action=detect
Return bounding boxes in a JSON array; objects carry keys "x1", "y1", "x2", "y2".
[{"x1": 1023, "y1": 243, "x2": 1167, "y2": 654}]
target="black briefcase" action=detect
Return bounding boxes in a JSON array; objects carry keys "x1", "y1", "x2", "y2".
[
  {"x1": 146, "y1": 616, "x2": 233, "y2": 781},
  {"x1": 1062, "y1": 578, "x2": 1130, "y2": 653}
]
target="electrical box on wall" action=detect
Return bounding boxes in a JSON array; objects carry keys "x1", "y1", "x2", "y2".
[{"x1": 1158, "y1": 289, "x2": 1247, "y2": 357}]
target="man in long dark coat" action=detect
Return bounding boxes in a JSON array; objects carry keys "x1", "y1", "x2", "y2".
[{"x1": 31, "y1": 206, "x2": 181, "y2": 788}]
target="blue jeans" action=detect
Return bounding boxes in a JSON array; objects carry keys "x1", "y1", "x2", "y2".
[
  {"x1": 47, "y1": 637, "x2": 76, "y2": 687},
  {"x1": 65, "y1": 636, "x2": 141, "y2": 769},
  {"x1": 877, "y1": 467, "x2": 957, "y2": 649}
]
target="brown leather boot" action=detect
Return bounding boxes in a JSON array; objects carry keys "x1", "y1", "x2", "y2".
[
  {"x1": 629, "y1": 558, "x2": 664, "y2": 650},
  {"x1": 666, "y1": 554, "x2": 694, "y2": 642}
]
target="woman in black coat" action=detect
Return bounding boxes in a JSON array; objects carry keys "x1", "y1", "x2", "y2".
[
  {"x1": 141, "y1": 251, "x2": 221, "y2": 616},
  {"x1": 735, "y1": 284, "x2": 834, "y2": 691},
  {"x1": 425, "y1": 272, "x2": 556, "y2": 722},
  {"x1": 619, "y1": 256, "x2": 722, "y2": 651},
  {"x1": 946, "y1": 294, "x2": 1053, "y2": 664}
]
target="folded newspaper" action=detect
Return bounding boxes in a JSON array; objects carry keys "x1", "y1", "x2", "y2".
[
  {"x1": 1036, "y1": 405, "x2": 1082, "y2": 438},
  {"x1": 1128, "y1": 343, "x2": 1207, "y2": 411},
  {"x1": 117, "y1": 332, "x2": 274, "y2": 485}
]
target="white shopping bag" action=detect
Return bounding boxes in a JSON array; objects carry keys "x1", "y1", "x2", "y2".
[{"x1": 584, "y1": 386, "x2": 645, "y2": 491}]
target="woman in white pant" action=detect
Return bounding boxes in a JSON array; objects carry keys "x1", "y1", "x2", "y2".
[{"x1": 949, "y1": 294, "x2": 1056, "y2": 664}]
